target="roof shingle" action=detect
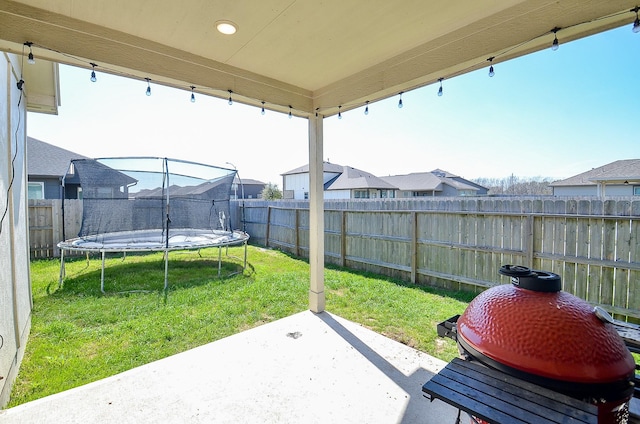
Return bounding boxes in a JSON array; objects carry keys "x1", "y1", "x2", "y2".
[
  {"x1": 27, "y1": 137, "x2": 88, "y2": 178},
  {"x1": 549, "y1": 159, "x2": 640, "y2": 186}
]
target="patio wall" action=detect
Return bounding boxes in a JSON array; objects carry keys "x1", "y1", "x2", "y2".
[
  {"x1": 0, "y1": 52, "x2": 32, "y2": 407},
  {"x1": 233, "y1": 198, "x2": 640, "y2": 321}
]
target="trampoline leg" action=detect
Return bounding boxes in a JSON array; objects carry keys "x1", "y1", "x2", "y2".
[
  {"x1": 243, "y1": 240, "x2": 248, "y2": 271},
  {"x1": 59, "y1": 249, "x2": 65, "y2": 288},
  {"x1": 218, "y1": 245, "x2": 222, "y2": 277},
  {"x1": 164, "y1": 249, "x2": 169, "y2": 292},
  {"x1": 101, "y1": 250, "x2": 106, "y2": 293}
]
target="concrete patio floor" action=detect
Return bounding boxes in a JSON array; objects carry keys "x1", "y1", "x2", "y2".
[{"x1": 1, "y1": 310, "x2": 459, "y2": 424}]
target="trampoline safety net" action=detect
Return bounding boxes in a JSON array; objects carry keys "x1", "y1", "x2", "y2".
[{"x1": 70, "y1": 157, "x2": 236, "y2": 239}]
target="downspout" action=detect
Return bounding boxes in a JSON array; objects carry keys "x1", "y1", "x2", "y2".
[{"x1": 308, "y1": 114, "x2": 325, "y2": 313}]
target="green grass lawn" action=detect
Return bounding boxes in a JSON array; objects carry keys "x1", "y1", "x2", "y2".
[{"x1": 8, "y1": 245, "x2": 473, "y2": 407}]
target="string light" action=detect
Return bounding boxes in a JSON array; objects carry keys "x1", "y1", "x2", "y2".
[
  {"x1": 25, "y1": 42, "x2": 35, "y2": 64},
  {"x1": 190, "y1": 86, "x2": 196, "y2": 103},
  {"x1": 338, "y1": 105, "x2": 342, "y2": 119},
  {"x1": 19, "y1": 7, "x2": 630, "y2": 122},
  {"x1": 632, "y1": 7, "x2": 640, "y2": 33},
  {"x1": 551, "y1": 27, "x2": 560, "y2": 51},
  {"x1": 90, "y1": 63, "x2": 97, "y2": 82}
]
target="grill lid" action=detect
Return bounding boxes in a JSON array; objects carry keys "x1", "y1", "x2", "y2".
[{"x1": 457, "y1": 265, "x2": 635, "y2": 385}]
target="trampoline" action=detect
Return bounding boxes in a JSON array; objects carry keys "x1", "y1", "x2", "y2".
[{"x1": 57, "y1": 157, "x2": 250, "y2": 292}]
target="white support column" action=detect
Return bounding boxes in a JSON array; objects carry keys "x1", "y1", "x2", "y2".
[{"x1": 308, "y1": 114, "x2": 325, "y2": 313}]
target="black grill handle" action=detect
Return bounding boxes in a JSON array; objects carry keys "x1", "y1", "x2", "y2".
[{"x1": 499, "y1": 265, "x2": 561, "y2": 292}]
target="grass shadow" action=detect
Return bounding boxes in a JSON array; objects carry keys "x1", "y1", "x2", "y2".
[
  {"x1": 262, "y1": 245, "x2": 476, "y2": 304},
  {"x1": 53, "y1": 249, "x2": 252, "y2": 297}
]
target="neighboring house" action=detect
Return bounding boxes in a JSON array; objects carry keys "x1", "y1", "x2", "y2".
[
  {"x1": 323, "y1": 166, "x2": 397, "y2": 200},
  {"x1": 282, "y1": 162, "x2": 344, "y2": 200},
  {"x1": 231, "y1": 177, "x2": 266, "y2": 199},
  {"x1": 549, "y1": 159, "x2": 640, "y2": 197},
  {"x1": 282, "y1": 162, "x2": 395, "y2": 200},
  {"x1": 282, "y1": 162, "x2": 487, "y2": 199},
  {"x1": 27, "y1": 137, "x2": 88, "y2": 199},
  {"x1": 381, "y1": 169, "x2": 488, "y2": 197}
]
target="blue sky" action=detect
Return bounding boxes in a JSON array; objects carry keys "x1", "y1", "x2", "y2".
[{"x1": 28, "y1": 25, "x2": 639, "y2": 186}]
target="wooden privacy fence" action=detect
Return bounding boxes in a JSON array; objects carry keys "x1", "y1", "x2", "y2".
[
  {"x1": 28, "y1": 199, "x2": 82, "y2": 258},
  {"x1": 236, "y1": 198, "x2": 640, "y2": 320}
]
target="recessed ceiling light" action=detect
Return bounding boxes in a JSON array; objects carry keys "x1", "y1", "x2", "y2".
[{"x1": 216, "y1": 20, "x2": 237, "y2": 35}]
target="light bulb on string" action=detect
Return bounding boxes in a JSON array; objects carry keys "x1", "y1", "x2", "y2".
[
  {"x1": 261, "y1": 101, "x2": 266, "y2": 115},
  {"x1": 364, "y1": 101, "x2": 369, "y2": 115},
  {"x1": 90, "y1": 63, "x2": 97, "y2": 82},
  {"x1": 398, "y1": 92, "x2": 403, "y2": 109},
  {"x1": 633, "y1": 7, "x2": 640, "y2": 33},
  {"x1": 228, "y1": 90, "x2": 233, "y2": 105},
  {"x1": 190, "y1": 86, "x2": 196, "y2": 103},
  {"x1": 487, "y1": 57, "x2": 495, "y2": 77},
  {"x1": 338, "y1": 106, "x2": 342, "y2": 119},
  {"x1": 288, "y1": 105, "x2": 293, "y2": 119},
  {"x1": 437, "y1": 78, "x2": 443, "y2": 97},
  {"x1": 145, "y1": 78, "x2": 151, "y2": 96},
  {"x1": 25, "y1": 42, "x2": 35, "y2": 64},
  {"x1": 550, "y1": 28, "x2": 560, "y2": 51}
]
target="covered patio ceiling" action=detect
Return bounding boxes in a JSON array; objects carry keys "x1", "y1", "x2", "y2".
[{"x1": 0, "y1": 0, "x2": 638, "y2": 117}]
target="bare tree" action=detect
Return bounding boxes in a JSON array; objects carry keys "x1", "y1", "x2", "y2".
[{"x1": 473, "y1": 176, "x2": 555, "y2": 196}]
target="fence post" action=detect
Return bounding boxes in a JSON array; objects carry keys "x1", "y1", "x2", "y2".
[
  {"x1": 341, "y1": 210, "x2": 346, "y2": 267},
  {"x1": 525, "y1": 214, "x2": 534, "y2": 268},
  {"x1": 411, "y1": 211, "x2": 417, "y2": 284},
  {"x1": 265, "y1": 206, "x2": 271, "y2": 248},
  {"x1": 295, "y1": 208, "x2": 300, "y2": 257}
]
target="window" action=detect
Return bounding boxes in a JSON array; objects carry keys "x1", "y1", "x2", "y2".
[
  {"x1": 97, "y1": 187, "x2": 113, "y2": 198},
  {"x1": 634, "y1": 186, "x2": 640, "y2": 196},
  {"x1": 380, "y1": 190, "x2": 395, "y2": 198},
  {"x1": 412, "y1": 191, "x2": 431, "y2": 197},
  {"x1": 304, "y1": 192, "x2": 309, "y2": 200},
  {"x1": 354, "y1": 190, "x2": 370, "y2": 199},
  {"x1": 28, "y1": 182, "x2": 44, "y2": 199}
]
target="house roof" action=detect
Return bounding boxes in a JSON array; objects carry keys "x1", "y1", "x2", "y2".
[
  {"x1": 137, "y1": 179, "x2": 231, "y2": 198},
  {"x1": 234, "y1": 177, "x2": 265, "y2": 186},
  {"x1": 1, "y1": 2, "x2": 635, "y2": 118},
  {"x1": 27, "y1": 136, "x2": 88, "y2": 178},
  {"x1": 283, "y1": 162, "x2": 395, "y2": 191},
  {"x1": 285, "y1": 164, "x2": 485, "y2": 192},
  {"x1": 549, "y1": 159, "x2": 640, "y2": 186},
  {"x1": 326, "y1": 166, "x2": 396, "y2": 191},
  {"x1": 282, "y1": 162, "x2": 344, "y2": 176},
  {"x1": 381, "y1": 170, "x2": 482, "y2": 192}
]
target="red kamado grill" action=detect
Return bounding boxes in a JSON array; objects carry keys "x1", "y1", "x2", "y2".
[{"x1": 439, "y1": 265, "x2": 636, "y2": 424}]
